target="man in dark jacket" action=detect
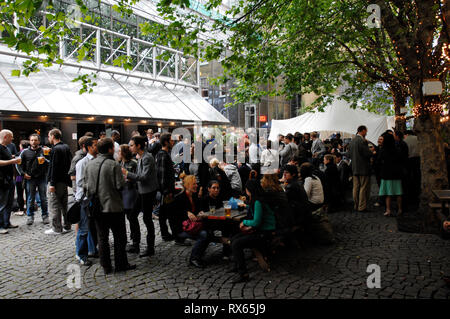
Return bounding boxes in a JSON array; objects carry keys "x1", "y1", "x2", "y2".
[
  {"x1": 84, "y1": 138, "x2": 134, "y2": 274},
  {"x1": 17, "y1": 134, "x2": 49, "y2": 225},
  {"x1": 155, "y1": 133, "x2": 177, "y2": 241},
  {"x1": 347, "y1": 125, "x2": 374, "y2": 212},
  {"x1": 0, "y1": 130, "x2": 21, "y2": 233},
  {"x1": 123, "y1": 135, "x2": 159, "y2": 257},
  {"x1": 45, "y1": 129, "x2": 72, "y2": 235},
  {"x1": 148, "y1": 132, "x2": 162, "y2": 157}
]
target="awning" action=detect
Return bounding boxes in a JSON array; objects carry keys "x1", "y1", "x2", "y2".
[{"x1": 0, "y1": 51, "x2": 230, "y2": 125}]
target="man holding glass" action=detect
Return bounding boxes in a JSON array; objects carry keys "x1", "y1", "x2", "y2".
[
  {"x1": 0, "y1": 129, "x2": 21, "y2": 233},
  {"x1": 17, "y1": 134, "x2": 50, "y2": 225}
]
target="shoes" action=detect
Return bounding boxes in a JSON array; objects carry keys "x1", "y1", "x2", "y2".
[
  {"x1": 103, "y1": 267, "x2": 113, "y2": 275},
  {"x1": 139, "y1": 249, "x2": 155, "y2": 257},
  {"x1": 152, "y1": 213, "x2": 159, "y2": 220},
  {"x1": 232, "y1": 273, "x2": 250, "y2": 284},
  {"x1": 62, "y1": 227, "x2": 72, "y2": 233},
  {"x1": 126, "y1": 244, "x2": 140, "y2": 254},
  {"x1": 162, "y1": 234, "x2": 175, "y2": 241},
  {"x1": 383, "y1": 211, "x2": 392, "y2": 217},
  {"x1": 42, "y1": 215, "x2": 50, "y2": 224},
  {"x1": 227, "y1": 266, "x2": 238, "y2": 273},
  {"x1": 374, "y1": 202, "x2": 381, "y2": 207},
  {"x1": 88, "y1": 252, "x2": 99, "y2": 258},
  {"x1": 26, "y1": 216, "x2": 34, "y2": 225},
  {"x1": 76, "y1": 256, "x2": 92, "y2": 266},
  {"x1": 13, "y1": 211, "x2": 25, "y2": 216},
  {"x1": 189, "y1": 259, "x2": 205, "y2": 269},
  {"x1": 175, "y1": 241, "x2": 191, "y2": 247},
  {"x1": 44, "y1": 229, "x2": 62, "y2": 235},
  {"x1": 6, "y1": 224, "x2": 18, "y2": 229},
  {"x1": 115, "y1": 264, "x2": 136, "y2": 273},
  {"x1": 0, "y1": 229, "x2": 8, "y2": 234}
]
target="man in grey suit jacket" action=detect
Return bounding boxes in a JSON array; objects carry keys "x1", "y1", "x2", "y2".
[
  {"x1": 347, "y1": 125, "x2": 374, "y2": 212},
  {"x1": 123, "y1": 135, "x2": 159, "y2": 258},
  {"x1": 84, "y1": 138, "x2": 134, "y2": 274}
]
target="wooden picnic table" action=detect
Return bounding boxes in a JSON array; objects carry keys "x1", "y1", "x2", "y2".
[
  {"x1": 203, "y1": 207, "x2": 247, "y2": 222},
  {"x1": 432, "y1": 190, "x2": 450, "y2": 216}
]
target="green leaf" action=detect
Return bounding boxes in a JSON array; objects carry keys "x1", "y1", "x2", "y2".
[{"x1": 11, "y1": 70, "x2": 21, "y2": 77}]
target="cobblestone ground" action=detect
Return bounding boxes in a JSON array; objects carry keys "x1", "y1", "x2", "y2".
[{"x1": 1, "y1": 201, "x2": 450, "y2": 299}]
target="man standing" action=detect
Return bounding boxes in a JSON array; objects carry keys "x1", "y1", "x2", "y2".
[
  {"x1": 279, "y1": 133, "x2": 297, "y2": 167},
  {"x1": 111, "y1": 130, "x2": 121, "y2": 160},
  {"x1": 74, "y1": 137, "x2": 98, "y2": 266},
  {"x1": 17, "y1": 134, "x2": 49, "y2": 225},
  {"x1": 302, "y1": 132, "x2": 313, "y2": 157},
  {"x1": 68, "y1": 136, "x2": 89, "y2": 193},
  {"x1": 146, "y1": 129, "x2": 153, "y2": 144},
  {"x1": 122, "y1": 135, "x2": 159, "y2": 257},
  {"x1": 84, "y1": 138, "x2": 134, "y2": 274},
  {"x1": 155, "y1": 133, "x2": 177, "y2": 241},
  {"x1": 148, "y1": 132, "x2": 162, "y2": 157},
  {"x1": 311, "y1": 132, "x2": 326, "y2": 167},
  {"x1": 348, "y1": 125, "x2": 374, "y2": 212},
  {"x1": 0, "y1": 130, "x2": 21, "y2": 233},
  {"x1": 45, "y1": 128, "x2": 72, "y2": 235}
]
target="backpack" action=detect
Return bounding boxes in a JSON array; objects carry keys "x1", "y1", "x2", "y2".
[{"x1": 88, "y1": 158, "x2": 108, "y2": 218}]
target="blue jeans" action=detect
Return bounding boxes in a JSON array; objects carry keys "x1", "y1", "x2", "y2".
[
  {"x1": 87, "y1": 231, "x2": 97, "y2": 255},
  {"x1": 75, "y1": 205, "x2": 89, "y2": 259},
  {"x1": 0, "y1": 183, "x2": 15, "y2": 229},
  {"x1": 178, "y1": 230, "x2": 212, "y2": 261},
  {"x1": 26, "y1": 178, "x2": 48, "y2": 217}
]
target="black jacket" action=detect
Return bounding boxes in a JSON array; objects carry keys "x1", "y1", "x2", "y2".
[
  {"x1": 379, "y1": 147, "x2": 403, "y2": 180},
  {"x1": 285, "y1": 180, "x2": 310, "y2": 225},
  {"x1": 47, "y1": 142, "x2": 72, "y2": 187},
  {"x1": 173, "y1": 191, "x2": 202, "y2": 223},
  {"x1": 155, "y1": 149, "x2": 175, "y2": 195},
  {"x1": 17, "y1": 146, "x2": 48, "y2": 179},
  {"x1": 148, "y1": 141, "x2": 162, "y2": 158}
]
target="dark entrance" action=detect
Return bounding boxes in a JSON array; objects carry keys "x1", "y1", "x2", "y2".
[
  {"x1": 2, "y1": 120, "x2": 56, "y2": 150},
  {"x1": 77, "y1": 123, "x2": 106, "y2": 140}
]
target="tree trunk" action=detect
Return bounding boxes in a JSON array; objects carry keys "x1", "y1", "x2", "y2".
[
  {"x1": 412, "y1": 90, "x2": 449, "y2": 229},
  {"x1": 391, "y1": 87, "x2": 407, "y2": 132}
]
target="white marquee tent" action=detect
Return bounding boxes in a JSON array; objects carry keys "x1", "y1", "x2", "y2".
[{"x1": 268, "y1": 98, "x2": 395, "y2": 143}]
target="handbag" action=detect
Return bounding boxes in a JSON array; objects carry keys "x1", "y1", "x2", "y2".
[
  {"x1": 67, "y1": 201, "x2": 81, "y2": 224},
  {"x1": 182, "y1": 219, "x2": 203, "y2": 236}
]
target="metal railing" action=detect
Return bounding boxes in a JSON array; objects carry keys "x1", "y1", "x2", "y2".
[{"x1": 3, "y1": 11, "x2": 201, "y2": 90}]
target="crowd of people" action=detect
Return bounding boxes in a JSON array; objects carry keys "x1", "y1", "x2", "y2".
[{"x1": 0, "y1": 124, "x2": 447, "y2": 284}]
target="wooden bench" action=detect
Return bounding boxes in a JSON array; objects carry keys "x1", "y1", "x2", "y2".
[{"x1": 429, "y1": 202, "x2": 449, "y2": 222}]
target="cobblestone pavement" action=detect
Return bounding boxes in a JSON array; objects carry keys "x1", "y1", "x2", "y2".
[{"x1": 1, "y1": 203, "x2": 450, "y2": 299}]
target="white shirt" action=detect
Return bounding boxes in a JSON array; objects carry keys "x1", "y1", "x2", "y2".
[
  {"x1": 404, "y1": 135, "x2": 419, "y2": 158},
  {"x1": 75, "y1": 153, "x2": 95, "y2": 203},
  {"x1": 304, "y1": 176, "x2": 324, "y2": 204},
  {"x1": 260, "y1": 149, "x2": 278, "y2": 167},
  {"x1": 249, "y1": 143, "x2": 259, "y2": 164},
  {"x1": 113, "y1": 142, "x2": 120, "y2": 160}
]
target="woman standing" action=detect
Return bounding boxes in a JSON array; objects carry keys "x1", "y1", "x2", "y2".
[
  {"x1": 118, "y1": 144, "x2": 139, "y2": 252},
  {"x1": 378, "y1": 133, "x2": 403, "y2": 216}
]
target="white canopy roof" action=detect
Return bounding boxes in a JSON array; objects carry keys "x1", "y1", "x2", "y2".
[
  {"x1": 268, "y1": 98, "x2": 395, "y2": 143},
  {"x1": 0, "y1": 52, "x2": 229, "y2": 124}
]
